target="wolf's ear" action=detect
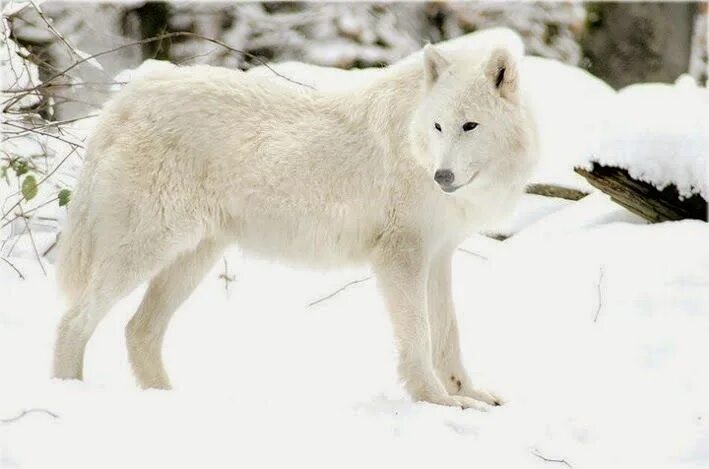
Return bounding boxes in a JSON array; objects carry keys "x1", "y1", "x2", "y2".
[
  {"x1": 486, "y1": 47, "x2": 518, "y2": 101},
  {"x1": 423, "y1": 44, "x2": 449, "y2": 88}
]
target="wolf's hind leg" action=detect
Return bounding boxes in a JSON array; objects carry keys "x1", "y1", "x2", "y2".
[
  {"x1": 126, "y1": 237, "x2": 224, "y2": 390},
  {"x1": 53, "y1": 225, "x2": 197, "y2": 382},
  {"x1": 53, "y1": 249, "x2": 157, "y2": 380}
]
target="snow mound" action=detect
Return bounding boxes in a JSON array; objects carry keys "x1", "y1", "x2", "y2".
[
  {"x1": 583, "y1": 78, "x2": 709, "y2": 199},
  {"x1": 521, "y1": 56, "x2": 616, "y2": 192}
]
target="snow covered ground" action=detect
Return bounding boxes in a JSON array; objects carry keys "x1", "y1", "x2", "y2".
[
  {"x1": 2, "y1": 192, "x2": 709, "y2": 469},
  {"x1": 2, "y1": 27, "x2": 709, "y2": 469}
]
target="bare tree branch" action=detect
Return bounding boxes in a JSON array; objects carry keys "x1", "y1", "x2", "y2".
[
  {"x1": 457, "y1": 247, "x2": 488, "y2": 261},
  {"x1": 3, "y1": 30, "x2": 316, "y2": 112},
  {"x1": 526, "y1": 184, "x2": 588, "y2": 201},
  {"x1": 0, "y1": 256, "x2": 25, "y2": 279},
  {"x1": 2, "y1": 121, "x2": 85, "y2": 148},
  {"x1": 42, "y1": 234, "x2": 58, "y2": 257},
  {"x1": 531, "y1": 448, "x2": 573, "y2": 468},
  {"x1": 593, "y1": 266, "x2": 605, "y2": 323},
  {"x1": 0, "y1": 408, "x2": 59, "y2": 424},
  {"x1": 1, "y1": 195, "x2": 59, "y2": 230},
  {"x1": 1, "y1": 146, "x2": 79, "y2": 223},
  {"x1": 28, "y1": 0, "x2": 89, "y2": 65},
  {"x1": 20, "y1": 207, "x2": 46, "y2": 275},
  {"x1": 2, "y1": 114, "x2": 97, "y2": 136}
]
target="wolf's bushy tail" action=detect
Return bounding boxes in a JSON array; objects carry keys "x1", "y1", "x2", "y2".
[{"x1": 55, "y1": 164, "x2": 96, "y2": 305}]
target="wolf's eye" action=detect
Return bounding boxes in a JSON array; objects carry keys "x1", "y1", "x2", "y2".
[
  {"x1": 462, "y1": 122, "x2": 478, "y2": 132},
  {"x1": 434, "y1": 122, "x2": 442, "y2": 132}
]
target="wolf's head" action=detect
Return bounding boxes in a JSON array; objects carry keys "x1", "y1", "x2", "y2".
[{"x1": 410, "y1": 44, "x2": 536, "y2": 195}]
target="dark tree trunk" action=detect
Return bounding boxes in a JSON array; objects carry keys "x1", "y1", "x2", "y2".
[
  {"x1": 126, "y1": 2, "x2": 171, "y2": 61},
  {"x1": 581, "y1": 2, "x2": 696, "y2": 89}
]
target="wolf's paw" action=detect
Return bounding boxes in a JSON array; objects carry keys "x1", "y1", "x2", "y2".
[
  {"x1": 449, "y1": 395, "x2": 492, "y2": 411},
  {"x1": 422, "y1": 393, "x2": 491, "y2": 411},
  {"x1": 442, "y1": 374, "x2": 505, "y2": 406},
  {"x1": 462, "y1": 387, "x2": 505, "y2": 407}
]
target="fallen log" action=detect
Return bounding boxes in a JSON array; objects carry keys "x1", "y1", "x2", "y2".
[
  {"x1": 574, "y1": 163, "x2": 707, "y2": 222},
  {"x1": 525, "y1": 184, "x2": 588, "y2": 201}
]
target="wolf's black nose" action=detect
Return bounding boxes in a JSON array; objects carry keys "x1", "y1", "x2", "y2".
[{"x1": 434, "y1": 169, "x2": 455, "y2": 186}]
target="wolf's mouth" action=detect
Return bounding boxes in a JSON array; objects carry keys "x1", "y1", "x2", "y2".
[{"x1": 440, "y1": 171, "x2": 478, "y2": 193}]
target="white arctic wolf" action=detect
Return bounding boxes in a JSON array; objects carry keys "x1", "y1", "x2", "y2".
[{"x1": 53, "y1": 36, "x2": 538, "y2": 409}]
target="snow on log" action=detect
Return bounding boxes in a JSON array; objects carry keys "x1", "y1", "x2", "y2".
[{"x1": 574, "y1": 163, "x2": 707, "y2": 222}]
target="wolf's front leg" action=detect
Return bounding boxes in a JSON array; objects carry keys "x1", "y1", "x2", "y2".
[
  {"x1": 428, "y1": 249, "x2": 502, "y2": 406},
  {"x1": 373, "y1": 238, "x2": 487, "y2": 410}
]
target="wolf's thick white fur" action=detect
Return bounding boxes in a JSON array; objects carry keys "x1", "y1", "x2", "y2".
[{"x1": 53, "y1": 32, "x2": 538, "y2": 410}]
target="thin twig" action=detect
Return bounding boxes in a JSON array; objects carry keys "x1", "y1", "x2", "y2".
[
  {"x1": 307, "y1": 276, "x2": 373, "y2": 308},
  {"x1": 218, "y1": 257, "x2": 235, "y2": 292},
  {"x1": 593, "y1": 266, "x2": 605, "y2": 323},
  {"x1": 1, "y1": 195, "x2": 59, "y2": 230},
  {"x1": 0, "y1": 256, "x2": 25, "y2": 279},
  {"x1": 2, "y1": 121, "x2": 84, "y2": 148},
  {"x1": 13, "y1": 38, "x2": 78, "y2": 77},
  {"x1": 42, "y1": 235, "x2": 58, "y2": 257},
  {"x1": 20, "y1": 206, "x2": 46, "y2": 275},
  {"x1": 28, "y1": 0, "x2": 87, "y2": 65},
  {"x1": 3, "y1": 114, "x2": 97, "y2": 136},
  {"x1": 174, "y1": 46, "x2": 220, "y2": 65},
  {"x1": 2, "y1": 82, "x2": 125, "y2": 93},
  {"x1": 0, "y1": 408, "x2": 59, "y2": 424},
  {"x1": 530, "y1": 448, "x2": 573, "y2": 468},
  {"x1": 1, "y1": 146, "x2": 79, "y2": 222},
  {"x1": 485, "y1": 232, "x2": 510, "y2": 241},
  {"x1": 457, "y1": 247, "x2": 488, "y2": 261}
]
